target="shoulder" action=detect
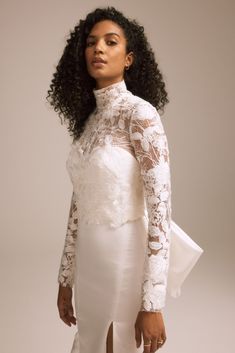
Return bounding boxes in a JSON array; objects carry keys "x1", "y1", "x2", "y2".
[
  {"x1": 126, "y1": 92, "x2": 166, "y2": 137},
  {"x1": 125, "y1": 90, "x2": 160, "y2": 121},
  {"x1": 125, "y1": 91, "x2": 162, "y2": 131}
]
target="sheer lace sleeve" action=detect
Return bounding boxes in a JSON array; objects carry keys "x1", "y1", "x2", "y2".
[
  {"x1": 129, "y1": 102, "x2": 172, "y2": 312},
  {"x1": 58, "y1": 191, "x2": 78, "y2": 288}
]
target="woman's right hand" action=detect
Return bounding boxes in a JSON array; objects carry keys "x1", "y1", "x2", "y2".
[{"x1": 57, "y1": 284, "x2": 77, "y2": 326}]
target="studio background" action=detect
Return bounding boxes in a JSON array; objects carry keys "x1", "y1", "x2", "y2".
[{"x1": 1, "y1": 1, "x2": 234, "y2": 352}]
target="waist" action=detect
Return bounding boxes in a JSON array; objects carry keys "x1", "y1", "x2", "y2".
[{"x1": 74, "y1": 189, "x2": 147, "y2": 228}]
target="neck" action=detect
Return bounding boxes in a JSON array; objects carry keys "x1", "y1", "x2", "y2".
[
  {"x1": 93, "y1": 79, "x2": 127, "y2": 111},
  {"x1": 94, "y1": 77, "x2": 124, "y2": 90}
]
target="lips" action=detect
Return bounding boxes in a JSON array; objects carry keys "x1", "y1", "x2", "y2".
[{"x1": 92, "y1": 57, "x2": 107, "y2": 64}]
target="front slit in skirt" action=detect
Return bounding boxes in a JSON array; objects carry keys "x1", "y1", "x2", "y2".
[{"x1": 70, "y1": 215, "x2": 148, "y2": 353}]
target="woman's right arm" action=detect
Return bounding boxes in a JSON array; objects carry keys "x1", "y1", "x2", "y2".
[
  {"x1": 57, "y1": 191, "x2": 78, "y2": 288},
  {"x1": 57, "y1": 191, "x2": 78, "y2": 326}
]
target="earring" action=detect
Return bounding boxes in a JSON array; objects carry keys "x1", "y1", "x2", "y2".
[{"x1": 125, "y1": 65, "x2": 130, "y2": 70}]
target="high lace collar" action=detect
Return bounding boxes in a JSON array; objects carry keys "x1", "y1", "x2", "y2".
[{"x1": 93, "y1": 79, "x2": 127, "y2": 111}]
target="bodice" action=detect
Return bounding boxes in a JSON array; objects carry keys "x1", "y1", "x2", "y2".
[
  {"x1": 66, "y1": 142, "x2": 146, "y2": 228},
  {"x1": 66, "y1": 80, "x2": 152, "y2": 227}
]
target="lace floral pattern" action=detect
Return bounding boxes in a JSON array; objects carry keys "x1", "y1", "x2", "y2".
[
  {"x1": 129, "y1": 102, "x2": 172, "y2": 311},
  {"x1": 58, "y1": 192, "x2": 78, "y2": 287},
  {"x1": 65, "y1": 143, "x2": 146, "y2": 228},
  {"x1": 57, "y1": 79, "x2": 172, "y2": 312}
]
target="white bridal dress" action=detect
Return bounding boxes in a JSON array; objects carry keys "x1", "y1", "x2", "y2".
[{"x1": 57, "y1": 79, "x2": 172, "y2": 353}]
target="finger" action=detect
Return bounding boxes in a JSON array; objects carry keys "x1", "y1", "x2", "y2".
[
  {"x1": 143, "y1": 335, "x2": 151, "y2": 353},
  {"x1": 60, "y1": 312, "x2": 72, "y2": 326},
  {"x1": 70, "y1": 316, "x2": 77, "y2": 325},
  {"x1": 59, "y1": 309, "x2": 71, "y2": 326},
  {"x1": 158, "y1": 329, "x2": 167, "y2": 348},
  {"x1": 58, "y1": 305, "x2": 73, "y2": 326},
  {"x1": 135, "y1": 326, "x2": 141, "y2": 348},
  {"x1": 162, "y1": 329, "x2": 167, "y2": 342},
  {"x1": 68, "y1": 307, "x2": 77, "y2": 325},
  {"x1": 62, "y1": 308, "x2": 76, "y2": 326},
  {"x1": 66, "y1": 312, "x2": 76, "y2": 326},
  {"x1": 150, "y1": 338, "x2": 158, "y2": 352},
  {"x1": 69, "y1": 315, "x2": 77, "y2": 325},
  {"x1": 157, "y1": 336, "x2": 166, "y2": 350}
]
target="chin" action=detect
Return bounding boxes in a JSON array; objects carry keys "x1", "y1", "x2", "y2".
[
  {"x1": 92, "y1": 74, "x2": 112, "y2": 82},
  {"x1": 89, "y1": 71, "x2": 109, "y2": 80}
]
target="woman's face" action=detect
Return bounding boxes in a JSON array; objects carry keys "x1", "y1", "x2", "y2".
[{"x1": 85, "y1": 20, "x2": 133, "y2": 89}]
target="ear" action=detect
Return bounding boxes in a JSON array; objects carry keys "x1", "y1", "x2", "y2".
[{"x1": 126, "y1": 51, "x2": 134, "y2": 67}]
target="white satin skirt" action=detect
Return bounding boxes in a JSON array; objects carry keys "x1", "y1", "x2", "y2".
[{"x1": 70, "y1": 215, "x2": 148, "y2": 353}]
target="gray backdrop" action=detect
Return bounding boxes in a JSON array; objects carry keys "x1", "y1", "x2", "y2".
[{"x1": 1, "y1": 0, "x2": 234, "y2": 352}]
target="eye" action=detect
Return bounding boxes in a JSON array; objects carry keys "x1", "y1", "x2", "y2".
[
  {"x1": 107, "y1": 40, "x2": 117, "y2": 45},
  {"x1": 86, "y1": 41, "x2": 94, "y2": 47},
  {"x1": 86, "y1": 39, "x2": 117, "y2": 47}
]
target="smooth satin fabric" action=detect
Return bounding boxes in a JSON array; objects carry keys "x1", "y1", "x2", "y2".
[{"x1": 71, "y1": 216, "x2": 148, "y2": 353}]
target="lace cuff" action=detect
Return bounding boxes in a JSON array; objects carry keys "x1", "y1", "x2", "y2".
[
  {"x1": 129, "y1": 102, "x2": 172, "y2": 312},
  {"x1": 58, "y1": 191, "x2": 78, "y2": 288}
]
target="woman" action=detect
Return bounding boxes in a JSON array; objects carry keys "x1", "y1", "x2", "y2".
[{"x1": 47, "y1": 6, "x2": 171, "y2": 353}]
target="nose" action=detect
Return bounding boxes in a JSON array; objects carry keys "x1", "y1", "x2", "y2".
[{"x1": 93, "y1": 39, "x2": 104, "y2": 53}]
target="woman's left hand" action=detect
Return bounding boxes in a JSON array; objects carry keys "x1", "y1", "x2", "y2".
[{"x1": 134, "y1": 311, "x2": 167, "y2": 352}]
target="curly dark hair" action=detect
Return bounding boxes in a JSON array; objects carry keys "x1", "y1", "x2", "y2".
[{"x1": 46, "y1": 6, "x2": 169, "y2": 140}]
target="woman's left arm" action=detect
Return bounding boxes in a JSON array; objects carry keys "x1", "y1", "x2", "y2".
[{"x1": 129, "y1": 102, "x2": 172, "y2": 313}]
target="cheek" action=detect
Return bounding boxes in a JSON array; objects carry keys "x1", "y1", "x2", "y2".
[
  {"x1": 85, "y1": 48, "x2": 91, "y2": 61},
  {"x1": 109, "y1": 48, "x2": 126, "y2": 65}
]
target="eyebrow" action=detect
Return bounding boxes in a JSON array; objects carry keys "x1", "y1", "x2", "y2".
[{"x1": 87, "y1": 32, "x2": 120, "y2": 39}]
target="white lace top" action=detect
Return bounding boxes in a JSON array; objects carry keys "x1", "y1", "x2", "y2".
[{"x1": 57, "y1": 79, "x2": 172, "y2": 312}]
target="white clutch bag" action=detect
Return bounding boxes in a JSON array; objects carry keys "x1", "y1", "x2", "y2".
[{"x1": 167, "y1": 220, "x2": 204, "y2": 298}]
